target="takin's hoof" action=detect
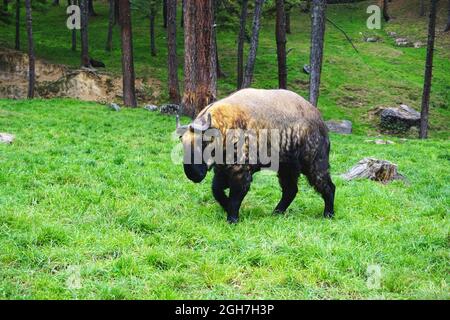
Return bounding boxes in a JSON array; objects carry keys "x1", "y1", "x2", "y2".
[
  {"x1": 324, "y1": 211, "x2": 334, "y2": 219},
  {"x1": 227, "y1": 216, "x2": 239, "y2": 224}
]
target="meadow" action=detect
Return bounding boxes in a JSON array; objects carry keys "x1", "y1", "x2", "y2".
[{"x1": 0, "y1": 0, "x2": 449, "y2": 299}]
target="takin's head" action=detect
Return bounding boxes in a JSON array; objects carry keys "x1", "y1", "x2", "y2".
[{"x1": 176, "y1": 113, "x2": 213, "y2": 183}]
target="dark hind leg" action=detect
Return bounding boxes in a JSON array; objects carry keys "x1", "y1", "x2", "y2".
[
  {"x1": 305, "y1": 143, "x2": 336, "y2": 218},
  {"x1": 274, "y1": 163, "x2": 300, "y2": 214},
  {"x1": 212, "y1": 169, "x2": 229, "y2": 211}
]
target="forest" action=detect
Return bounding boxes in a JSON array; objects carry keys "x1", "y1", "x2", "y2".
[{"x1": 0, "y1": 0, "x2": 449, "y2": 300}]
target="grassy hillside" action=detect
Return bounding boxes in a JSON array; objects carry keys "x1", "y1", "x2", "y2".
[
  {"x1": 0, "y1": 0, "x2": 448, "y2": 137},
  {"x1": 0, "y1": 99, "x2": 448, "y2": 299}
]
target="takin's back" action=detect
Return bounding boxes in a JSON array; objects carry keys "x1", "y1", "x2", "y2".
[{"x1": 200, "y1": 88, "x2": 327, "y2": 133}]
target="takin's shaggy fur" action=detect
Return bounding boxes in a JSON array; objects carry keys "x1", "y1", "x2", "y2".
[{"x1": 180, "y1": 88, "x2": 335, "y2": 223}]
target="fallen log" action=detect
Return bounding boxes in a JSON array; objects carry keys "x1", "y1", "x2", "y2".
[{"x1": 342, "y1": 158, "x2": 404, "y2": 183}]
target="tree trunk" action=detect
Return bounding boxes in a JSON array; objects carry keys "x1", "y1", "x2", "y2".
[
  {"x1": 276, "y1": 0, "x2": 287, "y2": 89},
  {"x1": 118, "y1": 0, "x2": 137, "y2": 107},
  {"x1": 105, "y1": 0, "x2": 114, "y2": 51},
  {"x1": 444, "y1": 0, "x2": 450, "y2": 32},
  {"x1": 419, "y1": 0, "x2": 425, "y2": 17},
  {"x1": 25, "y1": 0, "x2": 34, "y2": 98},
  {"x1": 163, "y1": 0, "x2": 167, "y2": 28},
  {"x1": 419, "y1": 0, "x2": 438, "y2": 139},
  {"x1": 88, "y1": 0, "x2": 96, "y2": 17},
  {"x1": 71, "y1": 0, "x2": 77, "y2": 52},
  {"x1": 80, "y1": 0, "x2": 90, "y2": 67},
  {"x1": 309, "y1": 0, "x2": 326, "y2": 107},
  {"x1": 15, "y1": 0, "x2": 20, "y2": 50},
  {"x1": 53, "y1": 0, "x2": 60, "y2": 5},
  {"x1": 242, "y1": 0, "x2": 264, "y2": 89},
  {"x1": 214, "y1": 0, "x2": 225, "y2": 79},
  {"x1": 285, "y1": 10, "x2": 291, "y2": 34},
  {"x1": 180, "y1": 0, "x2": 184, "y2": 28},
  {"x1": 3, "y1": 0, "x2": 7, "y2": 11},
  {"x1": 182, "y1": 0, "x2": 217, "y2": 117},
  {"x1": 237, "y1": 0, "x2": 248, "y2": 89},
  {"x1": 150, "y1": 11, "x2": 156, "y2": 56},
  {"x1": 383, "y1": 0, "x2": 390, "y2": 22},
  {"x1": 167, "y1": 0, "x2": 180, "y2": 104}
]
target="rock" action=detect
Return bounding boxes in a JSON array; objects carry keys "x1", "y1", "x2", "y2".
[
  {"x1": 325, "y1": 120, "x2": 352, "y2": 134},
  {"x1": 365, "y1": 139, "x2": 395, "y2": 145},
  {"x1": 109, "y1": 103, "x2": 121, "y2": 112},
  {"x1": 144, "y1": 104, "x2": 159, "y2": 112},
  {"x1": 159, "y1": 104, "x2": 181, "y2": 115},
  {"x1": 387, "y1": 31, "x2": 397, "y2": 37},
  {"x1": 303, "y1": 64, "x2": 311, "y2": 75},
  {"x1": 395, "y1": 38, "x2": 410, "y2": 47},
  {"x1": 413, "y1": 41, "x2": 424, "y2": 48},
  {"x1": 0, "y1": 133, "x2": 15, "y2": 144},
  {"x1": 365, "y1": 37, "x2": 380, "y2": 42},
  {"x1": 380, "y1": 104, "x2": 420, "y2": 133},
  {"x1": 341, "y1": 157, "x2": 404, "y2": 183}
]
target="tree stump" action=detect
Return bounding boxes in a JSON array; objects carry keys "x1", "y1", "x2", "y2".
[{"x1": 341, "y1": 158, "x2": 404, "y2": 183}]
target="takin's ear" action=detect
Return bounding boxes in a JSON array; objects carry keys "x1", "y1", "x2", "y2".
[
  {"x1": 176, "y1": 115, "x2": 189, "y2": 137},
  {"x1": 189, "y1": 113, "x2": 212, "y2": 132}
]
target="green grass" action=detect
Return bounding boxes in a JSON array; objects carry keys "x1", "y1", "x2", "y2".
[
  {"x1": 0, "y1": 0, "x2": 449, "y2": 299},
  {"x1": 0, "y1": 0, "x2": 448, "y2": 137},
  {"x1": 0, "y1": 99, "x2": 448, "y2": 299}
]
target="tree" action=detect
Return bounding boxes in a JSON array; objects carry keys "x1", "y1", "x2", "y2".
[
  {"x1": 3, "y1": 0, "x2": 8, "y2": 11},
  {"x1": 419, "y1": 0, "x2": 425, "y2": 17},
  {"x1": 15, "y1": 0, "x2": 20, "y2": 50},
  {"x1": 118, "y1": 0, "x2": 137, "y2": 107},
  {"x1": 309, "y1": 0, "x2": 326, "y2": 107},
  {"x1": 180, "y1": 0, "x2": 184, "y2": 27},
  {"x1": 236, "y1": 0, "x2": 248, "y2": 89},
  {"x1": 105, "y1": 0, "x2": 115, "y2": 51},
  {"x1": 275, "y1": 0, "x2": 287, "y2": 89},
  {"x1": 167, "y1": 0, "x2": 180, "y2": 103},
  {"x1": 242, "y1": 0, "x2": 264, "y2": 88},
  {"x1": 182, "y1": 0, "x2": 217, "y2": 117},
  {"x1": 132, "y1": 0, "x2": 159, "y2": 56},
  {"x1": 25, "y1": 0, "x2": 35, "y2": 98},
  {"x1": 444, "y1": 0, "x2": 450, "y2": 32},
  {"x1": 162, "y1": 0, "x2": 167, "y2": 28},
  {"x1": 88, "y1": 0, "x2": 96, "y2": 16},
  {"x1": 420, "y1": 0, "x2": 438, "y2": 139},
  {"x1": 79, "y1": 0, "x2": 90, "y2": 67},
  {"x1": 213, "y1": 0, "x2": 226, "y2": 78},
  {"x1": 382, "y1": 0, "x2": 390, "y2": 22}
]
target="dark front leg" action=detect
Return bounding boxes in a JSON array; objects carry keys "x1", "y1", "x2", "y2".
[
  {"x1": 226, "y1": 167, "x2": 251, "y2": 224},
  {"x1": 212, "y1": 170, "x2": 229, "y2": 210}
]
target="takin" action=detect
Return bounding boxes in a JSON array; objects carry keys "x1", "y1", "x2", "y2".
[{"x1": 176, "y1": 88, "x2": 335, "y2": 223}]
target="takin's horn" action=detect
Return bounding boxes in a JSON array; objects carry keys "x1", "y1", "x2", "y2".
[
  {"x1": 190, "y1": 113, "x2": 211, "y2": 132},
  {"x1": 176, "y1": 114, "x2": 189, "y2": 136}
]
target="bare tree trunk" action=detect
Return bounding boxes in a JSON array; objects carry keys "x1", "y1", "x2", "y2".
[
  {"x1": 213, "y1": 0, "x2": 225, "y2": 79},
  {"x1": 3, "y1": 0, "x2": 7, "y2": 11},
  {"x1": 150, "y1": 10, "x2": 156, "y2": 56},
  {"x1": 71, "y1": 0, "x2": 77, "y2": 51},
  {"x1": 237, "y1": 0, "x2": 248, "y2": 89},
  {"x1": 182, "y1": 0, "x2": 217, "y2": 117},
  {"x1": 242, "y1": 0, "x2": 264, "y2": 89},
  {"x1": 167, "y1": 0, "x2": 180, "y2": 104},
  {"x1": 25, "y1": 0, "x2": 34, "y2": 98},
  {"x1": 88, "y1": 0, "x2": 96, "y2": 17},
  {"x1": 80, "y1": 0, "x2": 90, "y2": 67},
  {"x1": 420, "y1": 0, "x2": 438, "y2": 139},
  {"x1": 105, "y1": 0, "x2": 114, "y2": 51},
  {"x1": 180, "y1": 0, "x2": 184, "y2": 28},
  {"x1": 118, "y1": 0, "x2": 137, "y2": 107},
  {"x1": 309, "y1": 0, "x2": 326, "y2": 107},
  {"x1": 15, "y1": 0, "x2": 20, "y2": 50},
  {"x1": 163, "y1": 0, "x2": 167, "y2": 28},
  {"x1": 285, "y1": 8, "x2": 291, "y2": 34},
  {"x1": 276, "y1": 0, "x2": 287, "y2": 89},
  {"x1": 419, "y1": 0, "x2": 425, "y2": 17},
  {"x1": 383, "y1": 0, "x2": 390, "y2": 22},
  {"x1": 53, "y1": 0, "x2": 60, "y2": 5},
  {"x1": 445, "y1": 0, "x2": 450, "y2": 32}
]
